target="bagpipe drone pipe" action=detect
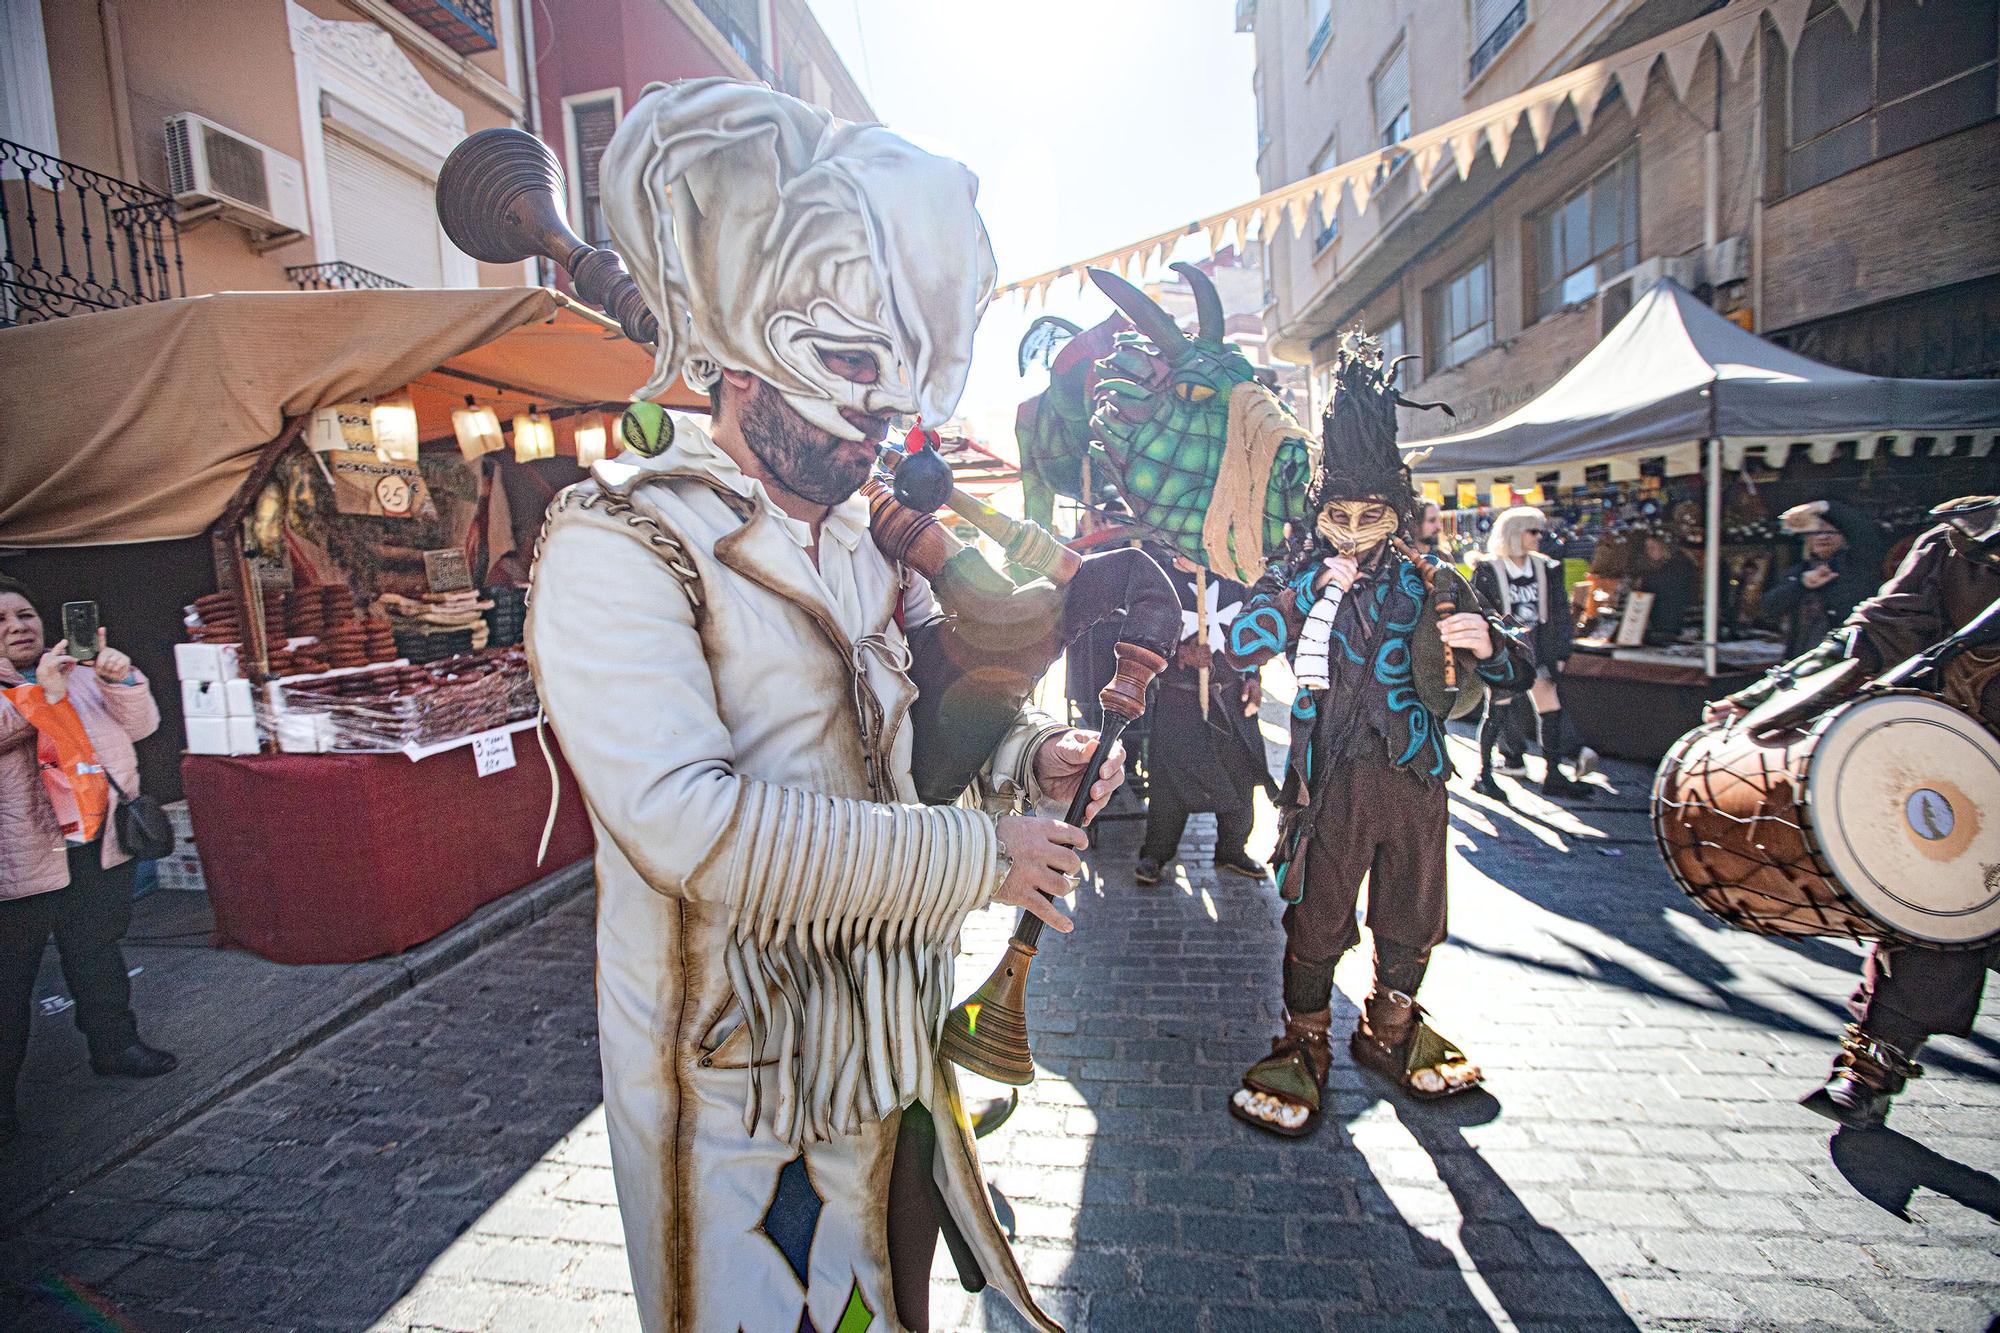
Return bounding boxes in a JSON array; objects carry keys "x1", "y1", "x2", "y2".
[{"x1": 435, "y1": 127, "x2": 1182, "y2": 1082}]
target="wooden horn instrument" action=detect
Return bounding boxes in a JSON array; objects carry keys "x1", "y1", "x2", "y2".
[
  {"x1": 937, "y1": 638, "x2": 1166, "y2": 1085},
  {"x1": 435, "y1": 127, "x2": 658, "y2": 347}
]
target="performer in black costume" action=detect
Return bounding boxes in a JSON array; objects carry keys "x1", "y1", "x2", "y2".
[
  {"x1": 1134, "y1": 551, "x2": 1275, "y2": 885},
  {"x1": 1712, "y1": 495, "x2": 2000, "y2": 1129},
  {"x1": 1216, "y1": 340, "x2": 1534, "y2": 1137}
]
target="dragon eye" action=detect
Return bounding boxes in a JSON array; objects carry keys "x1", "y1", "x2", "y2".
[{"x1": 1172, "y1": 382, "x2": 1217, "y2": 403}]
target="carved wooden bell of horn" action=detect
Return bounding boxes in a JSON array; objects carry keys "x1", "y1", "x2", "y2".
[{"x1": 435, "y1": 127, "x2": 658, "y2": 346}]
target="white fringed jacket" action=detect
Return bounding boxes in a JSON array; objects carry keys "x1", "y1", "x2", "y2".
[{"x1": 527, "y1": 417, "x2": 1064, "y2": 1333}]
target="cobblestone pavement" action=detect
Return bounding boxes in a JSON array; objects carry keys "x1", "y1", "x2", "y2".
[{"x1": 5, "y1": 742, "x2": 1997, "y2": 1332}]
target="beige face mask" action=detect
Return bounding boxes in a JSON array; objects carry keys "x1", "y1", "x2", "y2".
[{"x1": 1316, "y1": 500, "x2": 1399, "y2": 556}]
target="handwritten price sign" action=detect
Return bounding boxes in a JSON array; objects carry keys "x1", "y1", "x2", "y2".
[{"x1": 471, "y1": 728, "x2": 517, "y2": 778}]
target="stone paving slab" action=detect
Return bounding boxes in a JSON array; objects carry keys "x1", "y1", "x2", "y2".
[
  {"x1": 3, "y1": 736, "x2": 1995, "y2": 1332},
  {"x1": 2, "y1": 861, "x2": 592, "y2": 1225}
]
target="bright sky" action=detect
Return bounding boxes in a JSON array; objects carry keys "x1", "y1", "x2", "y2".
[{"x1": 805, "y1": 0, "x2": 1262, "y2": 453}]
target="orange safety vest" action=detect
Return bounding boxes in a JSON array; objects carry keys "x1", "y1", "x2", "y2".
[{"x1": 4, "y1": 684, "x2": 110, "y2": 845}]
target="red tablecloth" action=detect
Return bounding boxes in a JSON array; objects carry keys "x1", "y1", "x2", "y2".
[{"x1": 182, "y1": 734, "x2": 594, "y2": 964}]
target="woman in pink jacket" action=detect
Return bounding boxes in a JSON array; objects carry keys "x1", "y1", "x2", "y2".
[{"x1": 1, "y1": 575, "x2": 174, "y2": 1143}]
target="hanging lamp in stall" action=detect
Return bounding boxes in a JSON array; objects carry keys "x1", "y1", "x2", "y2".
[
  {"x1": 512, "y1": 405, "x2": 555, "y2": 462},
  {"x1": 452, "y1": 396, "x2": 506, "y2": 460}
]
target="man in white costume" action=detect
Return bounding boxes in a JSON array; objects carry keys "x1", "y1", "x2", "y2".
[{"x1": 527, "y1": 78, "x2": 1113, "y2": 1332}]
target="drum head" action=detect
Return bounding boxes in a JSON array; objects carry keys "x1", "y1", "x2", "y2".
[{"x1": 1807, "y1": 694, "x2": 2000, "y2": 945}]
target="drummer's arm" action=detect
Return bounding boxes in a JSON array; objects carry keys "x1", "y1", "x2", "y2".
[{"x1": 1711, "y1": 529, "x2": 1952, "y2": 722}]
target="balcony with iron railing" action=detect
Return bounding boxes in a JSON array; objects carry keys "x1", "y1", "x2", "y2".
[
  {"x1": 286, "y1": 262, "x2": 410, "y2": 291},
  {"x1": 1, "y1": 137, "x2": 185, "y2": 328},
  {"x1": 382, "y1": 0, "x2": 497, "y2": 54}
]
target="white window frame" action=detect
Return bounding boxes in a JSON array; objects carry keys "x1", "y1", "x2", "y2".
[
  {"x1": 0, "y1": 0, "x2": 60, "y2": 167},
  {"x1": 561, "y1": 87, "x2": 623, "y2": 247},
  {"x1": 1373, "y1": 34, "x2": 1412, "y2": 148},
  {"x1": 1309, "y1": 133, "x2": 1341, "y2": 255},
  {"x1": 286, "y1": 1, "x2": 474, "y2": 287},
  {"x1": 1428, "y1": 253, "x2": 1493, "y2": 372},
  {"x1": 1305, "y1": 0, "x2": 1334, "y2": 73},
  {"x1": 1466, "y1": 0, "x2": 1531, "y2": 90}
]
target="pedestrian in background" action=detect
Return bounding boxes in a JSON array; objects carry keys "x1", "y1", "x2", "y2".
[
  {"x1": 1762, "y1": 499, "x2": 1883, "y2": 656},
  {"x1": 0, "y1": 575, "x2": 175, "y2": 1143},
  {"x1": 1471, "y1": 508, "x2": 1595, "y2": 802}
]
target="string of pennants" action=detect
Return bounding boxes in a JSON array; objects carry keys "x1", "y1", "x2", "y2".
[
  {"x1": 1415, "y1": 432, "x2": 1998, "y2": 508},
  {"x1": 996, "y1": 0, "x2": 1863, "y2": 305}
]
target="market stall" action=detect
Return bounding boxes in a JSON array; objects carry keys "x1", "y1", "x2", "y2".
[
  {"x1": 0, "y1": 287, "x2": 702, "y2": 961},
  {"x1": 1406, "y1": 281, "x2": 2000, "y2": 759}
]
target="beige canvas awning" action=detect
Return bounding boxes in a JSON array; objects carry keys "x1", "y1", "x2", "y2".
[{"x1": 0, "y1": 287, "x2": 695, "y2": 548}]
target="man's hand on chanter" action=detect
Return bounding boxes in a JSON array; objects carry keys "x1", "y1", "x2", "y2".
[
  {"x1": 993, "y1": 816, "x2": 1089, "y2": 933},
  {"x1": 1033, "y1": 729, "x2": 1127, "y2": 824}
]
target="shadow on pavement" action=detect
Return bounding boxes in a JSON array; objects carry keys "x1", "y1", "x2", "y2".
[
  {"x1": 1829, "y1": 1125, "x2": 2000, "y2": 1222},
  {"x1": 1, "y1": 896, "x2": 605, "y2": 1332},
  {"x1": 984, "y1": 818, "x2": 1636, "y2": 1330}
]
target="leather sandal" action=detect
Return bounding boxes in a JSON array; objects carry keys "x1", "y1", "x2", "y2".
[
  {"x1": 1800, "y1": 1024, "x2": 1921, "y2": 1130},
  {"x1": 1350, "y1": 989, "x2": 1482, "y2": 1099},
  {"x1": 1230, "y1": 1010, "x2": 1331, "y2": 1138}
]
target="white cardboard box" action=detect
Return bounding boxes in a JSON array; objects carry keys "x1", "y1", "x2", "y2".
[
  {"x1": 223, "y1": 678, "x2": 255, "y2": 717},
  {"x1": 185, "y1": 717, "x2": 231, "y2": 755},
  {"x1": 181, "y1": 679, "x2": 229, "y2": 719},
  {"x1": 225, "y1": 716, "x2": 259, "y2": 755},
  {"x1": 174, "y1": 642, "x2": 240, "y2": 683}
]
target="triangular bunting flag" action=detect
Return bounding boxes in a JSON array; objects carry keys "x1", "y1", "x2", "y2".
[
  {"x1": 1483, "y1": 110, "x2": 1519, "y2": 169},
  {"x1": 1768, "y1": 0, "x2": 1812, "y2": 54},
  {"x1": 1835, "y1": 0, "x2": 1867, "y2": 28},
  {"x1": 1612, "y1": 52, "x2": 1656, "y2": 112},
  {"x1": 1662, "y1": 33, "x2": 1705, "y2": 104},
  {"x1": 1413, "y1": 141, "x2": 1446, "y2": 188},
  {"x1": 1524, "y1": 95, "x2": 1557, "y2": 152},
  {"x1": 1285, "y1": 193, "x2": 1310, "y2": 236},
  {"x1": 1348, "y1": 160, "x2": 1376, "y2": 215},
  {"x1": 1449, "y1": 128, "x2": 1482, "y2": 180},
  {"x1": 1713, "y1": 12, "x2": 1757, "y2": 80},
  {"x1": 1570, "y1": 69, "x2": 1615, "y2": 134}
]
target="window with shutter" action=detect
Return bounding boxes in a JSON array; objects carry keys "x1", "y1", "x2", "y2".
[
  {"x1": 324, "y1": 131, "x2": 444, "y2": 288},
  {"x1": 566, "y1": 94, "x2": 620, "y2": 246},
  {"x1": 1779, "y1": 0, "x2": 1997, "y2": 196},
  {"x1": 1373, "y1": 38, "x2": 1411, "y2": 147},
  {"x1": 1471, "y1": 0, "x2": 1528, "y2": 80}
]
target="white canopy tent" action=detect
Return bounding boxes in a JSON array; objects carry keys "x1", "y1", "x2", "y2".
[{"x1": 1406, "y1": 280, "x2": 2000, "y2": 673}]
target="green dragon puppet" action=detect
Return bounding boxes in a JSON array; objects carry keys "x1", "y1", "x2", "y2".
[{"x1": 1015, "y1": 262, "x2": 1318, "y2": 582}]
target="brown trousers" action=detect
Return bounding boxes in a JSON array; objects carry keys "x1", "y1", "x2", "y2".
[
  {"x1": 1850, "y1": 941, "x2": 2000, "y2": 1050},
  {"x1": 1281, "y1": 753, "x2": 1450, "y2": 982}
]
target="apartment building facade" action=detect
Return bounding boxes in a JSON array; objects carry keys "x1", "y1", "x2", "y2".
[
  {"x1": 536, "y1": 0, "x2": 872, "y2": 252},
  {"x1": 1, "y1": 0, "x2": 870, "y2": 326},
  {"x1": 1243, "y1": 0, "x2": 2000, "y2": 442}
]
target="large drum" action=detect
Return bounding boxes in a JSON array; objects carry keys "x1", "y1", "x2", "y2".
[{"x1": 1652, "y1": 690, "x2": 2000, "y2": 948}]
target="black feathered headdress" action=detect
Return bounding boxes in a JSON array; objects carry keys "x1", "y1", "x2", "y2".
[{"x1": 1306, "y1": 332, "x2": 1454, "y2": 527}]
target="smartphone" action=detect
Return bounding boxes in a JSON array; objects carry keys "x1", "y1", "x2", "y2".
[{"x1": 62, "y1": 601, "x2": 100, "y2": 662}]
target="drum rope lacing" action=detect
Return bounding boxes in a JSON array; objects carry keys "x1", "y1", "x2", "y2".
[{"x1": 1652, "y1": 726, "x2": 1871, "y2": 943}]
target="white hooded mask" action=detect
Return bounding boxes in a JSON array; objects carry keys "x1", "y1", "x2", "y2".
[{"x1": 601, "y1": 77, "x2": 998, "y2": 441}]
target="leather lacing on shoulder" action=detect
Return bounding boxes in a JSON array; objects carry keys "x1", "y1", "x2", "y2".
[{"x1": 527, "y1": 484, "x2": 707, "y2": 867}]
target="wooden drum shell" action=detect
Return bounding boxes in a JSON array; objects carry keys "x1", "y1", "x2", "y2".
[{"x1": 1651, "y1": 719, "x2": 1892, "y2": 945}]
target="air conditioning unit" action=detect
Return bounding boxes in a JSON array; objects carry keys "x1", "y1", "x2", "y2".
[
  {"x1": 1596, "y1": 257, "x2": 1666, "y2": 334},
  {"x1": 1705, "y1": 235, "x2": 1749, "y2": 288},
  {"x1": 164, "y1": 113, "x2": 308, "y2": 248}
]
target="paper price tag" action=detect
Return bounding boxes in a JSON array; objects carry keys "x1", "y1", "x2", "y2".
[{"x1": 472, "y1": 729, "x2": 517, "y2": 777}]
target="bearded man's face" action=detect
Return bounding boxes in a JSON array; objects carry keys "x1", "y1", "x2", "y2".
[{"x1": 733, "y1": 376, "x2": 889, "y2": 506}]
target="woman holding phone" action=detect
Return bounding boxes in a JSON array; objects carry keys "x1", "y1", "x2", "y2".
[{"x1": 0, "y1": 575, "x2": 174, "y2": 1143}]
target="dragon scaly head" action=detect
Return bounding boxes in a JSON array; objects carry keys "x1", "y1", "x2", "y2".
[{"x1": 1085, "y1": 264, "x2": 1314, "y2": 574}]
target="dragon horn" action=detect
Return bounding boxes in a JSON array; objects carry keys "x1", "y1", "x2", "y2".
[
  {"x1": 1088, "y1": 267, "x2": 1192, "y2": 362},
  {"x1": 1170, "y1": 262, "x2": 1225, "y2": 343}
]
